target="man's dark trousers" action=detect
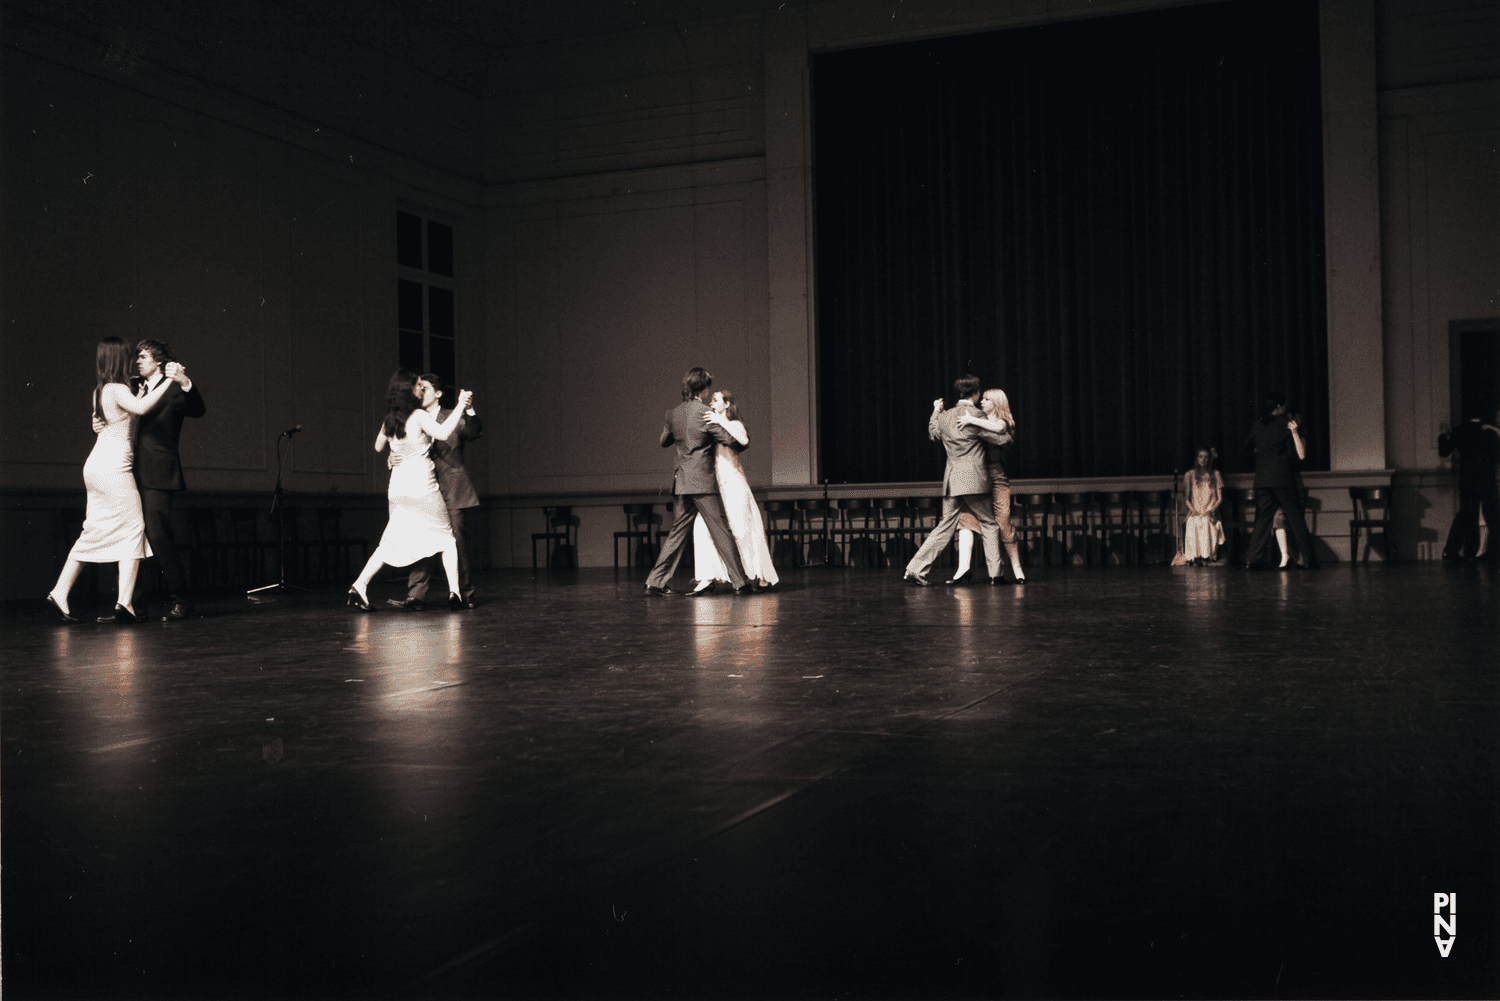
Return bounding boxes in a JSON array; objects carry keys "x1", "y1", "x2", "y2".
[{"x1": 645, "y1": 494, "x2": 746, "y2": 590}]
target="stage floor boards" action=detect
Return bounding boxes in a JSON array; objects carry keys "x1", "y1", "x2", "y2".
[{"x1": 4, "y1": 564, "x2": 1496, "y2": 999}]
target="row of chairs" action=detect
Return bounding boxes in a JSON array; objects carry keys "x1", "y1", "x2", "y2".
[
  {"x1": 588, "y1": 485, "x2": 1391, "y2": 571},
  {"x1": 54, "y1": 506, "x2": 368, "y2": 593},
  {"x1": 592, "y1": 491, "x2": 1180, "y2": 572}
]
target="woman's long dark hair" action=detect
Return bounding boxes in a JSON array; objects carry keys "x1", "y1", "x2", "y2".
[
  {"x1": 715, "y1": 390, "x2": 740, "y2": 423},
  {"x1": 383, "y1": 369, "x2": 422, "y2": 438},
  {"x1": 93, "y1": 337, "x2": 136, "y2": 422}
]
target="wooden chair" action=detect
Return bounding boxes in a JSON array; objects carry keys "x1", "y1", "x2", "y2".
[
  {"x1": 1054, "y1": 492, "x2": 1096, "y2": 565},
  {"x1": 229, "y1": 508, "x2": 264, "y2": 587},
  {"x1": 1349, "y1": 487, "x2": 1391, "y2": 562},
  {"x1": 795, "y1": 498, "x2": 840, "y2": 566},
  {"x1": 613, "y1": 503, "x2": 659, "y2": 570},
  {"x1": 1227, "y1": 488, "x2": 1260, "y2": 564},
  {"x1": 836, "y1": 498, "x2": 882, "y2": 567},
  {"x1": 1012, "y1": 494, "x2": 1051, "y2": 567},
  {"x1": 532, "y1": 506, "x2": 578, "y2": 570},
  {"x1": 763, "y1": 500, "x2": 799, "y2": 568},
  {"x1": 1092, "y1": 490, "x2": 1132, "y2": 565},
  {"x1": 873, "y1": 497, "x2": 914, "y2": 569},
  {"x1": 1132, "y1": 491, "x2": 1175, "y2": 564},
  {"x1": 316, "y1": 508, "x2": 367, "y2": 582}
]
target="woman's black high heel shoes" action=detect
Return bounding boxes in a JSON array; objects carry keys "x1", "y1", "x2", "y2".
[
  {"x1": 346, "y1": 587, "x2": 373, "y2": 611},
  {"x1": 942, "y1": 568, "x2": 973, "y2": 586},
  {"x1": 96, "y1": 603, "x2": 139, "y2": 624},
  {"x1": 448, "y1": 592, "x2": 467, "y2": 611},
  {"x1": 45, "y1": 593, "x2": 78, "y2": 623}
]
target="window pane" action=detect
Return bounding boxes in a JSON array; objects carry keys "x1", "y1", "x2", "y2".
[
  {"x1": 398, "y1": 279, "x2": 424, "y2": 331},
  {"x1": 397, "y1": 212, "x2": 423, "y2": 268},
  {"x1": 427, "y1": 220, "x2": 454, "y2": 277},
  {"x1": 399, "y1": 330, "x2": 424, "y2": 372},
  {"x1": 429, "y1": 337, "x2": 455, "y2": 391},
  {"x1": 428, "y1": 286, "x2": 454, "y2": 338}
]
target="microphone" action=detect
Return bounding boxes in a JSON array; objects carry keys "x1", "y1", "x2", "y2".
[{"x1": 282, "y1": 425, "x2": 303, "y2": 437}]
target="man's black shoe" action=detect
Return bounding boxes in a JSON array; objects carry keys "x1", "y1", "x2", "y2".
[
  {"x1": 387, "y1": 598, "x2": 427, "y2": 611},
  {"x1": 903, "y1": 570, "x2": 931, "y2": 586},
  {"x1": 731, "y1": 584, "x2": 756, "y2": 595},
  {"x1": 163, "y1": 600, "x2": 192, "y2": 620}
]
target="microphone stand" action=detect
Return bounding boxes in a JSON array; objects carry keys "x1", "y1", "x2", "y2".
[
  {"x1": 248, "y1": 431, "x2": 309, "y2": 596},
  {"x1": 807, "y1": 478, "x2": 836, "y2": 568}
]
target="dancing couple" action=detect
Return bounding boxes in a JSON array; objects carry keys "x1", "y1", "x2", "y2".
[
  {"x1": 645, "y1": 367, "x2": 777, "y2": 596},
  {"x1": 49, "y1": 337, "x2": 205, "y2": 623},
  {"x1": 347, "y1": 370, "x2": 478, "y2": 611},
  {"x1": 904, "y1": 375, "x2": 1029, "y2": 586}
]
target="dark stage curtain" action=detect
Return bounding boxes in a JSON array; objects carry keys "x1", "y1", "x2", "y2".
[{"x1": 813, "y1": 0, "x2": 1328, "y2": 483}]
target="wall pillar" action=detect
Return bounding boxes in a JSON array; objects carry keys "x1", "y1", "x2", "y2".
[{"x1": 1320, "y1": 0, "x2": 1387, "y2": 470}]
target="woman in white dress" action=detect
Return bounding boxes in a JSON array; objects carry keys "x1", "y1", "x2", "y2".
[
  {"x1": 1181, "y1": 447, "x2": 1225, "y2": 564},
  {"x1": 691, "y1": 391, "x2": 779, "y2": 591},
  {"x1": 47, "y1": 337, "x2": 181, "y2": 623},
  {"x1": 347, "y1": 370, "x2": 473, "y2": 611}
]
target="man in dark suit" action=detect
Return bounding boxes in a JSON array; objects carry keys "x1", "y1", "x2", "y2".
[
  {"x1": 902, "y1": 375, "x2": 1013, "y2": 585},
  {"x1": 1438, "y1": 409, "x2": 1500, "y2": 565},
  {"x1": 644, "y1": 367, "x2": 751, "y2": 595},
  {"x1": 133, "y1": 339, "x2": 206, "y2": 618},
  {"x1": 389, "y1": 374, "x2": 483, "y2": 609},
  {"x1": 1243, "y1": 391, "x2": 1318, "y2": 570}
]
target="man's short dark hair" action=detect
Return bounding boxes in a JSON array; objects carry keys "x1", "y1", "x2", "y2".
[
  {"x1": 953, "y1": 374, "x2": 982, "y2": 400},
  {"x1": 682, "y1": 367, "x2": 713, "y2": 400},
  {"x1": 136, "y1": 339, "x2": 175, "y2": 365},
  {"x1": 421, "y1": 373, "x2": 447, "y2": 402},
  {"x1": 1262, "y1": 390, "x2": 1287, "y2": 417}
]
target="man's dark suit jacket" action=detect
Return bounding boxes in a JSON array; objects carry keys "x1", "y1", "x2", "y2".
[
  {"x1": 132, "y1": 378, "x2": 206, "y2": 491},
  {"x1": 430, "y1": 408, "x2": 483, "y2": 509},
  {"x1": 660, "y1": 398, "x2": 746, "y2": 495},
  {"x1": 1439, "y1": 419, "x2": 1500, "y2": 487},
  {"x1": 1246, "y1": 415, "x2": 1297, "y2": 488}
]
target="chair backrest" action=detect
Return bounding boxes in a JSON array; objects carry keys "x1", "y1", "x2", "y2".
[
  {"x1": 1349, "y1": 486, "x2": 1389, "y2": 517},
  {"x1": 795, "y1": 498, "x2": 829, "y2": 513},
  {"x1": 189, "y1": 507, "x2": 218, "y2": 543},
  {"x1": 230, "y1": 508, "x2": 258, "y2": 541}
]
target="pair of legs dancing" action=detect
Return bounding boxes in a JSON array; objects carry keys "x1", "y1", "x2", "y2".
[
  {"x1": 905, "y1": 490, "x2": 1013, "y2": 584},
  {"x1": 646, "y1": 492, "x2": 749, "y2": 593},
  {"x1": 349, "y1": 537, "x2": 463, "y2": 611},
  {"x1": 950, "y1": 474, "x2": 1027, "y2": 583},
  {"x1": 1245, "y1": 487, "x2": 1319, "y2": 569}
]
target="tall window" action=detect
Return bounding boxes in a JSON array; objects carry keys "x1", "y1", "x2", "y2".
[{"x1": 396, "y1": 210, "x2": 456, "y2": 390}]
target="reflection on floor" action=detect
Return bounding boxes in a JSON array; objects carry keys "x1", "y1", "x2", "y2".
[{"x1": 4, "y1": 565, "x2": 1496, "y2": 999}]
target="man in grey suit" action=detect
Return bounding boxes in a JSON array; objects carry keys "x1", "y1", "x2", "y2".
[
  {"x1": 645, "y1": 367, "x2": 752, "y2": 595},
  {"x1": 389, "y1": 374, "x2": 483, "y2": 609},
  {"x1": 904, "y1": 374, "x2": 1014, "y2": 586}
]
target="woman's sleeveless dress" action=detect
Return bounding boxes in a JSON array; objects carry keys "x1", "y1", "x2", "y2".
[
  {"x1": 374, "y1": 413, "x2": 454, "y2": 567},
  {"x1": 693, "y1": 437, "x2": 779, "y2": 585},
  {"x1": 1182, "y1": 470, "x2": 1225, "y2": 560},
  {"x1": 68, "y1": 388, "x2": 152, "y2": 563}
]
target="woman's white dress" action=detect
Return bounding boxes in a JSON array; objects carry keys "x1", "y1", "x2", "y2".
[
  {"x1": 374, "y1": 412, "x2": 454, "y2": 567},
  {"x1": 1182, "y1": 469, "x2": 1225, "y2": 560},
  {"x1": 68, "y1": 386, "x2": 152, "y2": 563},
  {"x1": 693, "y1": 432, "x2": 779, "y2": 585}
]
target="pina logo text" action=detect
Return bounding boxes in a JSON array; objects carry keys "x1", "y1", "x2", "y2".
[{"x1": 1434, "y1": 893, "x2": 1456, "y2": 957}]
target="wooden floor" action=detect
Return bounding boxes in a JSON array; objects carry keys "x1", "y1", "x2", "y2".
[{"x1": 4, "y1": 563, "x2": 1496, "y2": 1000}]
